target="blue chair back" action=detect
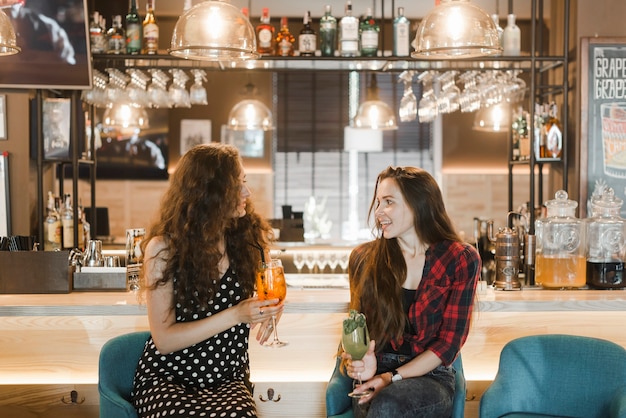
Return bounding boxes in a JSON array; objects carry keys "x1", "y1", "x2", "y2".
[
  {"x1": 479, "y1": 334, "x2": 626, "y2": 418},
  {"x1": 326, "y1": 352, "x2": 466, "y2": 418},
  {"x1": 98, "y1": 331, "x2": 150, "y2": 418}
]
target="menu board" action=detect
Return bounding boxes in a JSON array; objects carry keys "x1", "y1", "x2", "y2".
[{"x1": 580, "y1": 37, "x2": 626, "y2": 218}]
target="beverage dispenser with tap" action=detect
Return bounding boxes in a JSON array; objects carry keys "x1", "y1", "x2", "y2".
[
  {"x1": 535, "y1": 190, "x2": 586, "y2": 289},
  {"x1": 586, "y1": 188, "x2": 625, "y2": 289},
  {"x1": 487, "y1": 219, "x2": 522, "y2": 290}
]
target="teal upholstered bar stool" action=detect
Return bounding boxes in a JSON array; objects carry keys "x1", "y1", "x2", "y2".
[
  {"x1": 98, "y1": 331, "x2": 150, "y2": 418},
  {"x1": 480, "y1": 334, "x2": 626, "y2": 418}
]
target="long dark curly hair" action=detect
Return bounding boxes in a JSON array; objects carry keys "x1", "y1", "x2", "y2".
[
  {"x1": 138, "y1": 143, "x2": 272, "y2": 311},
  {"x1": 350, "y1": 166, "x2": 461, "y2": 350}
]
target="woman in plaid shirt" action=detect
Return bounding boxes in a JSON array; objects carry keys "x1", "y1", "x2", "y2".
[{"x1": 343, "y1": 166, "x2": 481, "y2": 417}]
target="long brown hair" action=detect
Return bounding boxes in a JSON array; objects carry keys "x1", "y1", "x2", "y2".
[
  {"x1": 350, "y1": 166, "x2": 461, "y2": 350},
  {"x1": 139, "y1": 143, "x2": 272, "y2": 311}
]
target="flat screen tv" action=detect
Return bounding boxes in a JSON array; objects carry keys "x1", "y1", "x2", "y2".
[{"x1": 0, "y1": 0, "x2": 91, "y2": 90}]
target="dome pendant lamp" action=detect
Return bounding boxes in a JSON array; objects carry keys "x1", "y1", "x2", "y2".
[
  {"x1": 170, "y1": 0, "x2": 258, "y2": 62},
  {"x1": 412, "y1": 0, "x2": 502, "y2": 59}
]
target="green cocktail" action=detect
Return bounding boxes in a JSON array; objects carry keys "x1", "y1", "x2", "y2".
[{"x1": 342, "y1": 310, "x2": 373, "y2": 398}]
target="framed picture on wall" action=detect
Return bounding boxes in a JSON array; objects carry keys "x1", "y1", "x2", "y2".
[
  {"x1": 180, "y1": 119, "x2": 211, "y2": 155},
  {"x1": 0, "y1": 152, "x2": 10, "y2": 236},
  {"x1": 42, "y1": 98, "x2": 71, "y2": 159},
  {"x1": 0, "y1": 95, "x2": 6, "y2": 140},
  {"x1": 580, "y1": 37, "x2": 626, "y2": 219},
  {"x1": 221, "y1": 126, "x2": 267, "y2": 159}
]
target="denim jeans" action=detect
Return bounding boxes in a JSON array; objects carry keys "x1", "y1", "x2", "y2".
[{"x1": 353, "y1": 353, "x2": 456, "y2": 418}]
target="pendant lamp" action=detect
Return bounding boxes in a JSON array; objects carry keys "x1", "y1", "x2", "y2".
[
  {"x1": 227, "y1": 83, "x2": 273, "y2": 131},
  {"x1": 473, "y1": 103, "x2": 510, "y2": 132},
  {"x1": 351, "y1": 74, "x2": 398, "y2": 130},
  {"x1": 102, "y1": 103, "x2": 150, "y2": 130},
  {"x1": 170, "y1": 0, "x2": 258, "y2": 62},
  {"x1": 412, "y1": 0, "x2": 502, "y2": 59},
  {"x1": 0, "y1": 8, "x2": 20, "y2": 56}
]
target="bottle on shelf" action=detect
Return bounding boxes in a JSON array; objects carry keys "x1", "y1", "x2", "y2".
[
  {"x1": 511, "y1": 106, "x2": 530, "y2": 161},
  {"x1": 502, "y1": 13, "x2": 521, "y2": 56},
  {"x1": 142, "y1": 0, "x2": 159, "y2": 54},
  {"x1": 107, "y1": 15, "x2": 126, "y2": 54},
  {"x1": 319, "y1": 4, "x2": 337, "y2": 57},
  {"x1": 61, "y1": 193, "x2": 74, "y2": 249},
  {"x1": 78, "y1": 200, "x2": 90, "y2": 247},
  {"x1": 241, "y1": 7, "x2": 249, "y2": 20},
  {"x1": 393, "y1": 7, "x2": 410, "y2": 57},
  {"x1": 256, "y1": 7, "x2": 276, "y2": 56},
  {"x1": 89, "y1": 11, "x2": 106, "y2": 54},
  {"x1": 544, "y1": 102, "x2": 563, "y2": 159},
  {"x1": 44, "y1": 191, "x2": 61, "y2": 251},
  {"x1": 534, "y1": 102, "x2": 547, "y2": 159},
  {"x1": 125, "y1": 0, "x2": 142, "y2": 55},
  {"x1": 339, "y1": 0, "x2": 359, "y2": 57},
  {"x1": 359, "y1": 7, "x2": 379, "y2": 57},
  {"x1": 183, "y1": 0, "x2": 193, "y2": 13},
  {"x1": 491, "y1": 14, "x2": 504, "y2": 47},
  {"x1": 298, "y1": 11, "x2": 317, "y2": 56},
  {"x1": 275, "y1": 16, "x2": 295, "y2": 57}
]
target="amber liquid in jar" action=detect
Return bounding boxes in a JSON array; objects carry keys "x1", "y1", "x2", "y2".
[{"x1": 535, "y1": 254, "x2": 586, "y2": 289}]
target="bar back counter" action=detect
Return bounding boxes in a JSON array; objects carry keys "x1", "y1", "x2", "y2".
[{"x1": 0, "y1": 285, "x2": 625, "y2": 418}]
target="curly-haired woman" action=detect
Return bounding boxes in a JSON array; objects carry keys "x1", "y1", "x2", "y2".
[{"x1": 132, "y1": 143, "x2": 280, "y2": 418}]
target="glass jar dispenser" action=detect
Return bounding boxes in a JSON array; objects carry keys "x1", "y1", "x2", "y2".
[
  {"x1": 586, "y1": 188, "x2": 625, "y2": 289},
  {"x1": 535, "y1": 190, "x2": 586, "y2": 289}
]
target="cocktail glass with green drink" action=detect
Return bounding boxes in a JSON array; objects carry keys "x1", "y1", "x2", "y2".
[{"x1": 342, "y1": 310, "x2": 374, "y2": 398}]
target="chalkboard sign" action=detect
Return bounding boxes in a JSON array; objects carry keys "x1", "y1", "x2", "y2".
[{"x1": 580, "y1": 37, "x2": 626, "y2": 218}]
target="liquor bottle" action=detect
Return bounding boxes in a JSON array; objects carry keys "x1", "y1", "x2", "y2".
[
  {"x1": 534, "y1": 103, "x2": 547, "y2": 159},
  {"x1": 241, "y1": 7, "x2": 249, "y2": 20},
  {"x1": 183, "y1": 0, "x2": 193, "y2": 13},
  {"x1": 275, "y1": 16, "x2": 295, "y2": 57},
  {"x1": 298, "y1": 11, "x2": 316, "y2": 56},
  {"x1": 44, "y1": 191, "x2": 61, "y2": 251},
  {"x1": 339, "y1": 1, "x2": 359, "y2": 57},
  {"x1": 61, "y1": 193, "x2": 74, "y2": 249},
  {"x1": 502, "y1": 13, "x2": 521, "y2": 56},
  {"x1": 256, "y1": 7, "x2": 275, "y2": 56},
  {"x1": 393, "y1": 7, "x2": 410, "y2": 57},
  {"x1": 107, "y1": 15, "x2": 126, "y2": 54},
  {"x1": 544, "y1": 102, "x2": 563, "y2": 159},
  {"x1": 319, "y1": 4, "x2": 337, "y2": 57},
  {"x1": 359, "y1": 7, "x2": 379, "y2": 57},
  {"x1": 491, "y1": 14, "x2": 504, "y2": 47},
  {"x1": 89, "y1": 11, "x2": 105, "y2": 54},
  {"x1": 142, "y1": 0, "x2": 159, "y2": 54},
  {"x1": 126, "y1": 0, "x2": 142, "y2": 55},
  {"x1": 78, "y1": 200, "x2": 90, "y2": 248}
]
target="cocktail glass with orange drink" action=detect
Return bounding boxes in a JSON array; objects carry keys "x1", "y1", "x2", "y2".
[{"x1": 256, "y1": 259, "x2": 288, "y2": 348}]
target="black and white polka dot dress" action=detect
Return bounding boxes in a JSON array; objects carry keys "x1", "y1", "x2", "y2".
[{"x1": 132, "y1": 268, "x2": 257, "y2": 418}]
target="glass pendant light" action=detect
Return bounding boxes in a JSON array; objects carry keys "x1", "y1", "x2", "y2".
[
  {"x1": 0, "y1": 8, "x2": 20, "y2": 56},
  {"x1": 228, "y1": 82, "x2": 273, "y2": 131},
  {"x1": 351, "y1": 74, "x2": 398, "y2": 130},
  {"x1": 170, "y1": 0, "x2": 258, "y2": 61},
  {"x1": 102, "y1": 103, "x2": 150, "y2": 130},
  {"x1": 473, "y1": 103, "x2": 510, "y2": 132},
  {"x1": 412, "y1": 0, "x2": 502, "y2": 59},
  {"x1": 228, "y1": 99, "x2": 273, "y2": 131}
]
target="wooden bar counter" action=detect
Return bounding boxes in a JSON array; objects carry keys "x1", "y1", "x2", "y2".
[{"x1": 0, "y1": 286, "x2": 625, "y2": 417}]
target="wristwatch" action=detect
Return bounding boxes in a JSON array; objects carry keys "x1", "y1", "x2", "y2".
[{"x1": 390, "y1": 369, "x2": 403, "y2": 383}]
